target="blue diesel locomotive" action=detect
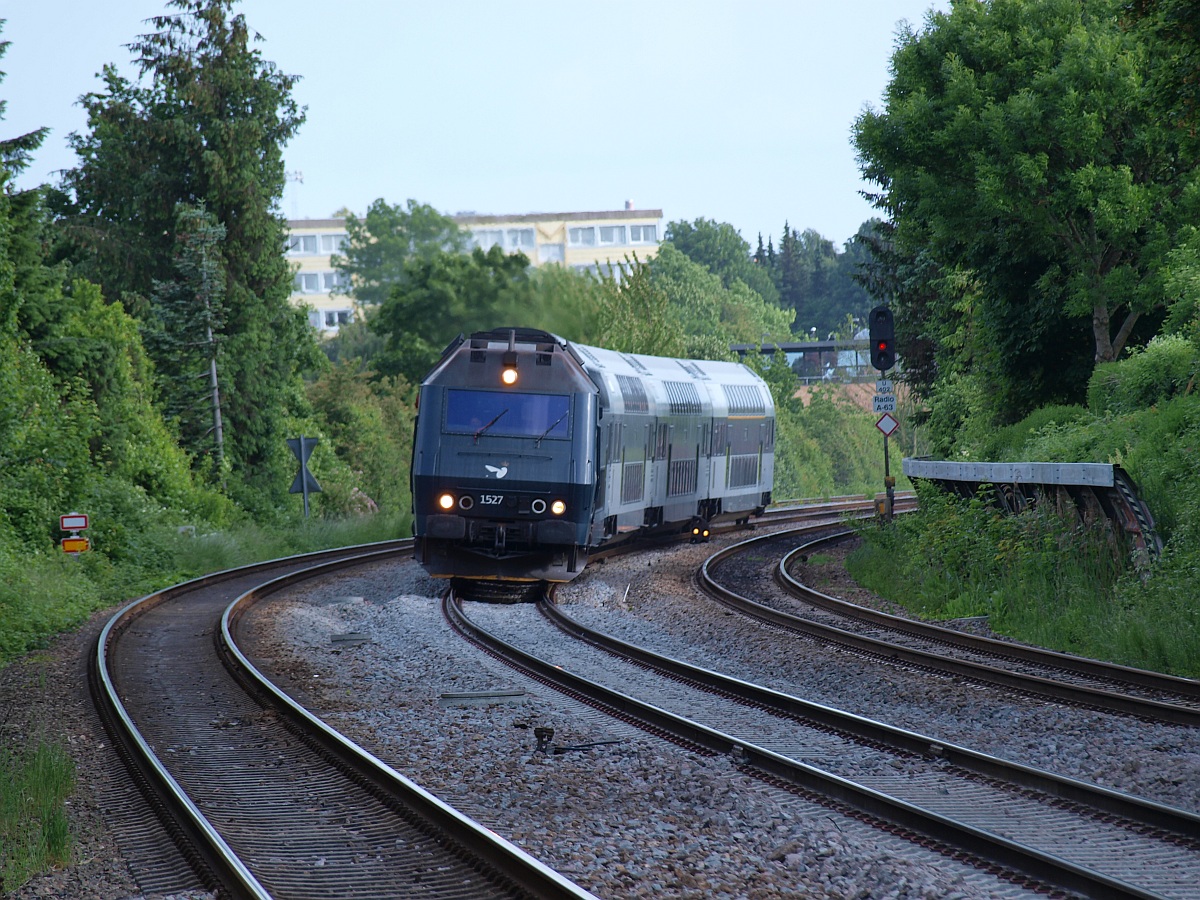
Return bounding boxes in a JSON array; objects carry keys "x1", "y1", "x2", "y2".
[{"x1": 411, "y1": 328, "x2": 775, "y2": 584}]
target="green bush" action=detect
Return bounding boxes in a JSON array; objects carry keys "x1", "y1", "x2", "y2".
[
  {"x1": 850, "y1": 480, "x2": 1200, "y2": 677},
  {"x1": 1087, "y1": 334, "x2": 1199, "y2": 416},
  {"x1": 978, "y1": 404, "x2": 1089, "y2": 461}
]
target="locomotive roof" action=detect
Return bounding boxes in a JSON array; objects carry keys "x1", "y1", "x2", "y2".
[
  {"x1": 564, "y1": 340, "x2": 763, "y2": 386},
  {"x1": 442, "y1": 328, "x2": 768, "y2": 393}
]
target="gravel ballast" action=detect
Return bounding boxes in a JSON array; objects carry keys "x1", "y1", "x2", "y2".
[
  {"x1": 6, "y1": 529, "x2": 1198, "y2": 898},
  {"x1": 237, "y1": 532, "x2": 1197, "y2": 899}
]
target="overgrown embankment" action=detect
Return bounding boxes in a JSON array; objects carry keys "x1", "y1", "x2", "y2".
[{"x1": 850, "y1": 337, "x2": 1200, "y2": 678}]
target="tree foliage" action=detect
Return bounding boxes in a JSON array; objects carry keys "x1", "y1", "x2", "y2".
[
  {"x1": 333, "y1": 198, "x2": 467, "y2": 307},
  {"x1": 145, "y1": 203, "x2": 227, "y2": 477},
  {"x1": 854, "y1": 0, "x2": 1200, "y2": 425},
  {"x1": 665, "y1": 218, "x2": 781, "y2": 307},
  {"x1": 370, "y1": 246, "x2": 535, "y2": 383},
  {"x1": 54, "y1": 0, "x2": 314, "y2": 504},
  {"x1": 305, "y1": 364, "x2": 416, "y2": 515}
]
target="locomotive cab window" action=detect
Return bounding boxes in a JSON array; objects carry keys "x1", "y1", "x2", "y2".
[{"x1": 445, "y1": 389, "x2": 570, "y2": 440}]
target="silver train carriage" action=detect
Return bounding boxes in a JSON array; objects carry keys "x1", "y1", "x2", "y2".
[{"x1": 411, "y1": 327, "x2": 775, "y2": 583}]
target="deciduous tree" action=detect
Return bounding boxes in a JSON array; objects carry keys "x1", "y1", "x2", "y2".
[
  {"x1": 333, "y1": 198, "x2": 466, "y2": 307},
  {"x1": 370, "y1": 246, "x2": 534, "y2": 383},
  {"x1": 854, "y1": 0, "x2": 1199, "y2": 420}
]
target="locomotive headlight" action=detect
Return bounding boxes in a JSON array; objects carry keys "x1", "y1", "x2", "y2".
[
  {"x1": 550, "y1": 499, "x2": 566, "y2": 516},
  {"x1": 437, "y1": 492, "x2": 456, "y2": 511},
  {"x1": 501, "y1": 349, "x2": 518, "y2": 385}
]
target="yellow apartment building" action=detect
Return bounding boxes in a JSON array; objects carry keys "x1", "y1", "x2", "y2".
[
  {"x1": 287, "y1": 205, "x2": 662, "y2": 336},
  {"x1": 286, "y1": 217, "x2": 353, "y2": 336},
  {"x1": 452, "y1": 205, "x2": 663, "y2": 276}
]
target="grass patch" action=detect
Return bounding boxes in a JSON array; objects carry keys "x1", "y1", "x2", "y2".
[
  {"x1": 0, "y1": 511, "x2": 409, "y2": 668},
  {"x1": 0, "y1": 741, "x2": 74, "y2": 893},
  {"x1": 847, "y1": 485, "x2": 1200, "y2": 678},
  {"x1": 0, "y1": 509, "x2": 410, "y2": 888}
]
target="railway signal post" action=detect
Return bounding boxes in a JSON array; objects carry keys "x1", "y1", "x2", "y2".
[{"x1": 870, "y1": 306, "x2": 897, "y2": 519}]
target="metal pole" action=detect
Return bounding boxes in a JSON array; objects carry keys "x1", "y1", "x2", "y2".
[
  {"x1": 883, "y1": 433, "x2": 893, "y2": 521},
  {"x1": 300, "y1": 435, "x2": 310, "y2": 518}
]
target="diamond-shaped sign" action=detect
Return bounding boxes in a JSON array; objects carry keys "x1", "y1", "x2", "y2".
[{"x1": 876, "y1": 413, "x2": 900, "y2": 437}]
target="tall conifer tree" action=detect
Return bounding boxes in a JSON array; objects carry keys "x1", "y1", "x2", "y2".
[{"x1": 56, "y1": 0, "x2": 313, "y2": 503}]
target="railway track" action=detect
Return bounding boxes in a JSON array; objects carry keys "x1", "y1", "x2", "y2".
[
  {"x1": 700, "y1": 529, "x2": 1200, "y2": 726},
  {"x1": 449, "y1": 591, "x2": 1200, "y2": 899},
  {"x1": 92, "y1": 541, "x2": 597, "y2": 900}
]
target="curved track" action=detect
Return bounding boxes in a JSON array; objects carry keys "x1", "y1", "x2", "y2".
[
  {"x1": 92, "y1": 542, "x2": 597, "y2": 900},
  {"x1": 699, "y1": 529, "x2": 1200, "y2": 726},
  {"x1": 447, "y1": 588, "x2": 1200, "y2": 900}
]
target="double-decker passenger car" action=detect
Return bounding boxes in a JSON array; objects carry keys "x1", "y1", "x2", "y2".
[{"x1": 411, "y1": 328, "x2": 774, "y2": 585}]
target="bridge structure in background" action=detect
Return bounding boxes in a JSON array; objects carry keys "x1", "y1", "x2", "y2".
[
  {"x1": 731, "y1": 340, "x2": 876, "y2": 385},
  {"x1": 903, "y1": 459, "x2": 1163, "y2": 564}
]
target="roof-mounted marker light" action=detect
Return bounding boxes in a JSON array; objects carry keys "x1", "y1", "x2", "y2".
[{"x1": 501, "y1": 330, "x2": 519, "y2": 385}]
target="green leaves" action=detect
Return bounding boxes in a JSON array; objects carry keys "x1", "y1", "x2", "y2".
[
  {"x1": 854, "y1": 0, "x2": 1199, "y2": 427},
  {"x1": 58, "y1": 0, "x2": 314, "y2": 508},
  {"x1": 335, "y1": 199, "x2": 467, "y2": 308}
]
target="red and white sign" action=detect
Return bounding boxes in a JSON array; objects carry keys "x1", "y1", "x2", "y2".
[
  {"x1": 60, "y1": 513, "x2": 89, "y2": 531},
  {"x1": 875, "y1": 413, "x2": 900, "y2": 437}
]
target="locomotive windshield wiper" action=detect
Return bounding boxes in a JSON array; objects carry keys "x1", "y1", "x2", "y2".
[
  {"x1": 474, "y1": 409, "x2": 508, "y2": 443},
  {"x1": 535, "y1": 410, "x2": 569, "y2": 446}
]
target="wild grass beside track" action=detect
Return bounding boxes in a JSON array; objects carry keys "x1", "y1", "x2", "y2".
[
  {"x1": 0, "y1": 511, "x2": 408, "y2": 892},
  {"x1": 0, "y1": 742, "x2": 73, "y2": 893},
  {"x1": 848, "y1": 488, "x2": 1200, "y2": 678}
]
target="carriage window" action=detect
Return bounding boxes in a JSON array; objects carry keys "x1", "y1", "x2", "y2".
[{"x1": 445, "y1": 390, "x2": 570, "y2": 440}]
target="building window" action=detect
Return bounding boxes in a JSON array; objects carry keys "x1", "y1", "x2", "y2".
[
  {"x1": 322, "y1": 271, "x2": 346, "y2": 291},
  {"x1": 599, "y1": 225, "x2": 626, "y2": 245},
  {"x1": 506, "y1": 228, "x2": 535, "y2": 250},
  {"x1": 539, "y1": 243, "x2": 565, "y2": 264},
  {"x1": 320, "y1": 233, "x2": 347, "y2": 253},
  {"x1": 307, "y1": 310, "x2": 322, "y2": 329},
  {"x1": 470, "y1": 229, "x2": 504, "y2": 251},
  {"x1": 288, "y1": 234, "x2": 319, "y2": 255},
  {"x1": 568, "y1": 226, "x2": 596, "y2": 246},
  {"x1": 630, "y1": 224, "x2": 657, "y2": 243},
  {"x1": 293, "y1": 272, "x2": 320, "y2": 293},
  {"x1": 324, "y1": 309, "x2": 352, "y2": 327}
]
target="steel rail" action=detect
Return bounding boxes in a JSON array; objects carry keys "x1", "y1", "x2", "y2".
[
  {"x1": 91, "y1": 540, "x2": 409, "y2": 899},
  {"x1": 780, "y1": 531, "x2": 1200, "y2": 709},
  {"x1": 537, "y1": 597, "x2": 1200, "y2": 839},
  {"x1": 697, "y1": 528, "x2": 1200, "y2": 726},
  {"x1": 221, "y1": 555, "x2": 600, "y2": 900},
  {"x1": 445, "y1": 593, "x2": 1175, "y2": 900},
  {"x1": 93, "y1": 540, "x2": 597, "y2": 900}
]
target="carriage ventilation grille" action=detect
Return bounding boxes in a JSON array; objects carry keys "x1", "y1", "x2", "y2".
[
  {"x1": 621, "y1": 462, "x2": 645, "y2": 503},
  {"x1": 665, "y1": 381, "x2": 703, "y2": 416},
  {"x1": 616, "y1": 374, "x2": 649, "y2": 413},
  {"x1": 729, "y1": 454, "x2": 760, "y2": 487},
  {"x1": 723, "y1": 383, "x2": 766, "y2": 416},
  {"x1": 668, "y1": 458, "x2": 699, "y2": 496}
]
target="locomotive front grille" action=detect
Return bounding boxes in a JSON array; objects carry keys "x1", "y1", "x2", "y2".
[{"x1": 468, "y1": 519, "x2": 535, "y2": 551}]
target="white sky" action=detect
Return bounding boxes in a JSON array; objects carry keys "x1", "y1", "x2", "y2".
[{"x1": 3, "y1": 1, "x2": 946, "y2": 249}]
